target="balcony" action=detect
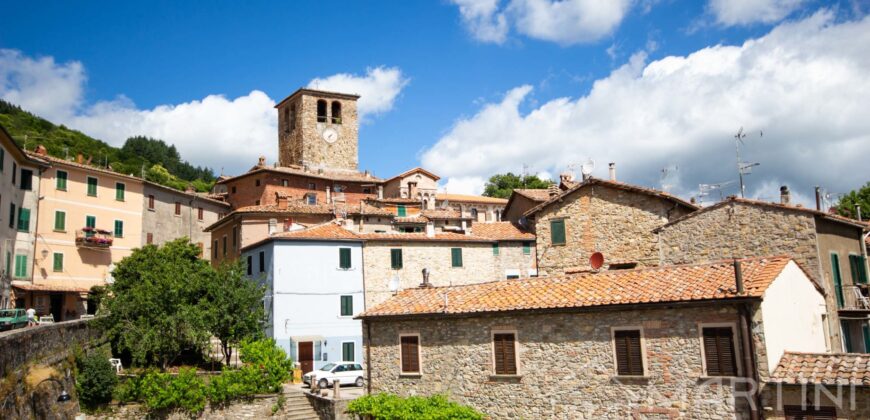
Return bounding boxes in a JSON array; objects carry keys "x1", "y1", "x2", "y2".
[
  {"x1": 75, "y1": 228, "x2": 114, "y2": 248},
  {"x1": 838, "y1": 284, "x2": 870, "y2": 313}
]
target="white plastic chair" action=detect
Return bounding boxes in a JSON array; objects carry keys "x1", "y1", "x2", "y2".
[
  {"x1": 854, "y1": 287, "x2": 870, "y2": 310},
  {"x1": 109, "y1": 358, "x2": 122, "y2": 373}
]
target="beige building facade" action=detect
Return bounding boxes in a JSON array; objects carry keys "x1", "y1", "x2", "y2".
[{"x1": 142, "y1": 181, "x2": 230, "y2": 259}]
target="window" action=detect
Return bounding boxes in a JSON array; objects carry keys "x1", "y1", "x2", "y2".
[
  {"x1": 702, "y1": 326, "x2": 737, "y2": 377},
  {"x1": 222, "y1": 235, "x2": 227, "y2": 256},
  {"x1": 523, "y1": 242, "x2": 532, "y2": 255},
  {"x1": 213, "y1": 240, "x2": 219, "y2": 258},
  {"x1": 114, "y1": 220, "x2": 124, "y2": 238},
  {"x1": 340, "y1": 295, "x2": 353, "y2": 316},
  {"x1": 307, "y1": 195, "x2": 317, "y2": 205},
  {"x1": 255, "y1": 179, "x2": 260, "y2": 187},
  {"x1": 317, "y1": 99, "x2": 327, "y2": 122},
  {"x1": 831, "y1": 253, "x2": 845, "y2": 308},
  {"x1": 849, "y1": 254, "x2": 868, "y2": 284},
  {"x1": 52, "y1": 253, "x2": 64, "y2": 272},
  {"x1": 115, "y1": 182, "x2": 125, "y2": 201},
  {"x1": 87, "y1": 176, "x2": 98, "y2": 196},
  {"x1": 339, "y1": 248, "x2": 352, "y2": 269},
  {"x1": 613, "y1": 329, "x2": 644, "y2": 376},
  {"x1": 14, "y1": 255, "x2": 27, "y2": 278},
  {"x1": 282, "y1": 106, "x2": 290, "y2": 133},
  {"x1": 783, "y1": 406, "x2": 836, "y2": 420},
  {"x1": 85, "y1": 215, "x2": 96, "y2": 229},
  {"x1": 56, "y1": 170, "x2": 68, "y2": 190},
  {"x1": 493, "y1": 332, "x2": 517, "y2": 375},
  {"x1": 246, "y1": 255, "x2": 253, "y2": 275},
  {"x1": 8, "y1": 203, "x2": 15, "y2": 229},
  {"x1": 550, "y1": 219, "x2": 566, "y2": 245},
  {"x1": 19, "y1": 169, "x2": 32, "y2": 190},
  {"x1": 342, "y1": 342, "x2": 354, "y2": 361},
  {"x1": 308, "y1": 182, "x2": 316, "y2": 190},
  {"x1": 175, "y1": 202, "x2": 181, "y2": 216},
  {"x1": 281, "y1": 179, "x2": 289, "y2": 187},
  {"x1": 397, "y1": 205, "x2": 406, "y2": 217},
  {"x1": 148, "y1": 195, "x2": 155, "y2": 210},
  {"x1": 451, "y1": 248, "x2": 463, "y2": 267},
  {"x1": 12, "y1": 162, "x2": 16, "y2": 184},
  {"x1": 390, "y1": 249, "x2": 403, "y2": 269},
  {"x1": 289, "y1": 104, "x2": 297, "y2": 130},
  {"x1": 400, "y1": 335, "x2": 420, "y2": 373},
  {"x1": 231, "y1": 186, "x2": 237, "y2": 194},
  {"x1": 492, "y1": 243, "x2": 500, "y2": 256},
  {"x1": 259, "y1": 251, "x2": 265, "y2": 273},
  {"x1": 54, "y1": 210, "x2": 66, "y2": 231},
  {"x1": 147, "y1": 233, "x2": 153, "y2": 244},
  {"x1": 470, "y1": 208, "x2": 478, "y2": 219},
  {"x1": 331, "y1": 101, "x2": 342, "y2": 124},
  {"x1": 0, "y1": 149, "x2": 3, "y2": 171},
  {"x1": 197, "y1": 207, "x2": 204, "y2": 221},
  {"x1": 16, "y1": 208, "x2": 30, "y2": 232}
]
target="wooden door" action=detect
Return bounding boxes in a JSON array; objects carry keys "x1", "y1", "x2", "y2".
[{"x1": 299, "y1": 341, "x2": 314, "y2": 374}]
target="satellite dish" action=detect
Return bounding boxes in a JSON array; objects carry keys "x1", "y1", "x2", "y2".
[
  {"x1": 389, "y1": 275, "x2": 400, "y2": 293},
  {"x1": 590, "y1": 252, "x2": 604, "y2": 270},
  {"x1": 580, "y1": 159, "x2": 595, "y2": 177}
]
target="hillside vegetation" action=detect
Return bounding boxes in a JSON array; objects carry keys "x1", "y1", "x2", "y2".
[{"x1": 0, "y1": 100, "x2": 215, "y2": 192}]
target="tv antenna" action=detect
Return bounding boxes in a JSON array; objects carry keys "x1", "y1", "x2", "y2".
[
  {"x1": 660, "y1": 164, "x2": 678, "y2": 192},
  {"x1": 698, "y1": 180, "x2": 736, "y2": 204},
  {"x1": 734, "y1": 127, "x2": 761, "y2": 198},
  {"x1": 521, "y1": 163, "x2": 529, "y2": 187}
]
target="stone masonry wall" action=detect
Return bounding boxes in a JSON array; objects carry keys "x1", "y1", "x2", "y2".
[
  {"x1": 762, "y1": 385, "x2": 870, "y2": 419},
  {"x1": 279, "y1": 93, "x2": 359, "y2": 171},
  {"x1": 364, "y1": 305, "x2": 755, "y2": 419},
  {"x1": 142, "y1": 184, "x2": 228, "y2": 261},
  {"x1": 535, "y1": 185, "x2": 693, "y2": 276}
]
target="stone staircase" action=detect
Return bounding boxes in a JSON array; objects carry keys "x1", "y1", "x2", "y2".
[{"x1": 280, "y1": 391, "x2": 320, "y2": 420}]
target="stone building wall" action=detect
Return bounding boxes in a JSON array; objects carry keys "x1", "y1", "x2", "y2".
[
  {"x1": 364, "y1": 305, "x2": 755, "y2": 419},
  {"x1": 534, "y1": 185, "x2": 693, "y2": 276},
  {"x1": 762, "y1": 385, "x2": 870, "y2": 419},
  {"x1": 278, "y1": 92, "x2": 359, "y2": 171},
  {"x1": 222, "y1": 170, "x2": 378, "y2": 209},
  {"x1": 142, "y1": 183, "x2": 229, "y2": 260}
]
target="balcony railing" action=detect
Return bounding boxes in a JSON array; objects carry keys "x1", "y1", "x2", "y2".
[
  {"x1": 75, "y1": 228, "x2": 114, "y2": 248},
  {"x1": 838, "y1": 285, "x2": 870, "y2": 312}
]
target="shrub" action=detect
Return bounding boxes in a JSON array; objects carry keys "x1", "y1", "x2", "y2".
[
  {"x1": 206, "y1": 366, "x2": 259, "y2": 404},
  {"x1": 347, "y1": 394, "x2": 484, "y2": 420},
  {"x1": 76, "y1": 351, "x2": 118, "y2": 409},
  {"x1": 113, "y1": 375, "x2": 142, "y2": 404},
  {"x1": 239, "y1": 339, "x2": 294, "y2": 393},
  {"x1": 139, "y1": 368, "x2": 206, "y2": 414}
]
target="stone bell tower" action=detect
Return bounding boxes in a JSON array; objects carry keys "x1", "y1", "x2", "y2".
[{"x1": 274, "y1": 88, "x2": 360, "y2": 171}]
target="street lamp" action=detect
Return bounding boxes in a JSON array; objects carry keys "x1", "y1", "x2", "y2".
[{"x1": 30, "y1": 377, "x2": 72, "y2": 415}]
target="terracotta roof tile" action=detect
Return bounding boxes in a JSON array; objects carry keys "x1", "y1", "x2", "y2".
[
  {"x1": 359, "y1": 256, "x2": 792, "y2": 318},
  {"x1": 218, "y1": 165, "x2": 383, "y2": 185},
  {"x1": 420, "y1": 209, "x2": 470, "y2": 220},
  {"x1": 26, "y1": 151, "x2": 142, "y2": 181},
  {"x1": 472, "y1": 222, "x2": 535, "y2": 241},
  {"x1": 524, "y1": 177, "x2": 698, "y2": 217},
  {"x1": 384, "y1": 167, "x2": 440, "y2": 182},
  {"x1": 270, "y1": 223, "x2": 362, "y2": 241},
  {"x1": 770, "y1": 352, "x2": 870, "y2": 386},
  {"x1": 436, "y1": 193, "x2": 508, "y2": 205},
  {"x1": 358, "y1": 232, "x2": 494, "y2": 243},
  {"x1": 234, "y1": 202, "x2": 335, "y2": 215},
  {"x1": 393, "y1": 216, "x2": 429, "y2": 224},
  {"x1": 512, "y1": 189, "x2": 551, "y2": 202},
  {"x1": 337, "y1": 202, "x2": 394, "y2": 216}
]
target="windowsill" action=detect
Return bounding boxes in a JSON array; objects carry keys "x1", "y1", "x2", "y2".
[
  {"x1": 452, "y1": 266, "x2": 463, "y2": 269},
  {"x1": 551, "y1": 243, "x2": 566, "y2": 247},
  {"x1": 147, "y1": 208, "x2": 155, "y2": 212},
  {"x1": 56, "y1": 188, "x2": 67, "y2": 192},
  {"x1": 336, "y1": 267, "x2": 356, "y2": 271},
  {"x1": 399, "y1": 373, "x2": 422, "y2": 378},
  {"x1": 53, "y1": 230, "x2": 66, "y2": 233},
  {"x1": 697, "y1": 375, "x2": 741, "y2": 383},
  {"x1": 487, "y1": 374, "x2": 522, "y2": 383},
  {"x1": 611, "y1": 375, "x2": 650, "y2": 382},
  {"x1": 116, "y1": 199, "x2": 125, "y2": 202}
]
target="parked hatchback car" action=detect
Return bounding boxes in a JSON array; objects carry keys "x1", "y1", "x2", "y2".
[
  {"x1": 303, "y1": 362, "x2": 364, "y2": 388},
  {"x1": 0, "y1": 309, "x2": 28, "y2": 331}
]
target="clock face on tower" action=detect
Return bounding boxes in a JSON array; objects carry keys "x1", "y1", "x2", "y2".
[{"x1": 322, "y1": 127, "x2": 339, "y2": 144}]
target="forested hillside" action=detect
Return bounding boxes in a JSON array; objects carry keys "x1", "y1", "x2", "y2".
[{"x1": 0, "y1": 100, "x2": 215, "y2": 192}]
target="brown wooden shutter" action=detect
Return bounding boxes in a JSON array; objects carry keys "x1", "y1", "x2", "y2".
[
  {"x1": 493, "y1": 333, "x2": 517, "y2": 375},
  {"x1": 400, "y1": 336, "x2": 419, "y2": 373},
  {"x1": 703, "y1": 327, "x2": 737, "y2": 376},
  {"x1": 614, "y1": 330, "x2": 643, "y2": 376}
]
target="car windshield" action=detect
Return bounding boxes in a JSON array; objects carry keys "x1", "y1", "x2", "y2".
[
  {"x1": 0, "y1": 309, "x2": 18, "y2": 317},
  {"x1": 320, "y1": 363, "x2": 336, "y2": 371}
]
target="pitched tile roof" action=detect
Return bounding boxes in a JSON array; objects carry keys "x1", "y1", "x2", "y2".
[
  {"x1": 436, "y1": 193, "x2": 508, "y2": 205},
  {"x1": 270, "y1": 222, "x2": 363, "y2": 241},
  {"x1": 337, "y1": 202, "x2": 395, "y2": 216},
  {"x1": 393, "y1": 216, "x2": 429, "y2": 224},
  {"x1": 359, "y1": 256, "x2": 793, "y2": 318},
  {"x1": 384, "y1": 167, "x2": 441, "y2": 182},
  {"x1": 217, "y1": 164, "x2": 383, "y2": 185},
  {"x1": 512, "y1": 188, "x2": 551, "y2": 202},
  {"x1": 358, "y1": 232, "x2": 494, "y2": 243},
  {"x1": 26, "y1": 151, "x2": 142, "y2": 181},
  {"x1": 420, "y1": 209, "x2": 471, "y2": 220},
  {"x1": 204, "y1": 202, "x2": 336, "y2": 231},
  {"x1": 524, "y1": 177, "x2": 698, "y2": 217},
  {"x1": 770, "y1": 352, "x2": 870, "y2": 386},
  {"x1": 471, "y1": 222, "x2": 535, "y2": 241}
]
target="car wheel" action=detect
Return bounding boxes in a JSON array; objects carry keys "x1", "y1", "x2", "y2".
[
  {"x1": 355, "y1": 377, "x2": 364, "y2": 387},
  {"x1": 318, "y1": 378, "x2": 329, "y2": 389}
]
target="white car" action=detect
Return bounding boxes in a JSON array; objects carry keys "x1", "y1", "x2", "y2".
[{"x1": 303, "y1": 362, "x2": 365, "y2": 388}]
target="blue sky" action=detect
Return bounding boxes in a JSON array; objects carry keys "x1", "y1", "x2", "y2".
[{"x1": 2, "y1": 0, "x2": 868, "y2": 206}]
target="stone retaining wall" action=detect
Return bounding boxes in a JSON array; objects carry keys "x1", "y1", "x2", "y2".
[{"x1": 0, "y1": 319, "x2": 101, "y2": 377}]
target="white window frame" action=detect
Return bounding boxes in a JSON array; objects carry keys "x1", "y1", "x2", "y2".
[
  {"x1": 610, "y1": 326, "x2": 649, "y2": 377},
  {"x1": 698, "y1": 322, "x2": 742, "y2": 378},
  {"x1": 490, "y1": 328, "x2": 520, "y2": 376},
  {"x1": 398, "y1": 332, "x2": 422, "y2": 375}
]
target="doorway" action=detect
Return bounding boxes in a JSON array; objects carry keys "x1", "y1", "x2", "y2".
[
  {"x1": 50, "y1": 294, "x2": 63, "y2": 321},
  {"x1": 298, "y1": 341, "x2": 314, "y2": 374}
]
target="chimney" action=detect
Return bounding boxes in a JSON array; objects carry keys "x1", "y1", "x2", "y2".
[
  {"x1": 690, "y1": 197, "x2": 697, "y2": 204},
  {"x1": 779, "y1": 185, "x2": 790, "y2": 205},
  {"x1": 548, "y1": 184, "x2": 561, "y2": 197},
  {"x1": 268, "y1": 218, "x2": 278, "y2": 235},
  {"x1": 420, "y1": 268, "x2": 431, "y2": 288},
  {"x1": 276, "y1": 194, "x2": 289, "y2": 210},
  {"x1": 76, "y1": 153, "x2": 83, "y2": 164},
  {"x1": 608, "y1": 162, "x2": 616, "y2": 181},
  {"x1": 35, "y1": 145, "x2": 47, "y2": 156},
  {"x1": 257, "y1": 156, "x2": 266, "y2": 167},
  {"x1": 559, "y1": 171, "x2": 573, "y2": 185},
  {"x1": 425, "y1": 222, "x2": 435, "y2": 238},
  {"x1": 326, "y1": 186, "x2": 331, "y2": 204},
  {"x1": 733, "y1": 260, "x2": 744, "y2": 293},
  {"x1": 377, "y1": 185, "x2": 384, "y2": 199},
  {"x1": 815, "y1": 186, "x2": 821, "y2": 211}
]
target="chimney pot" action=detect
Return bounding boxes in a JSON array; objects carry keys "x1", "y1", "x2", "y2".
[
  {"x1": 76, "y1": 153, "x2": 83, "y2": 164},
  {"x1": 608, "y1": 162, "x2": 616, "y2": 181},
  {"x1": 815, "y1": 186, "x2": 821, "y2": 211},
  {"x1": 780, "y1": 185, "x2": 790, "y2": 205},
  {"x1": 733, "y1": 260, "x2": 744, "y2": 293},
  {"x1": 258, "y1": 156, "x2": 266, "y2": 167},
  {"x1": 35, "y1": 145, "x2": 47, "y2": 156}
]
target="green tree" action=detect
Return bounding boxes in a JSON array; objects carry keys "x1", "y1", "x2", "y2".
[
  {"x1": 482, "y1": 172, "x2": 553, "y2": 199},
  {"x1": 836, "y1": 182, "x2": 870, "y2": 219},
  {"x1": 76, "y1": 350, "x2": 118, "y2": 409},
  {"x1": 98, "y1": 239, "x2": 212, "y2": 368},
  {"x1": 203, "y1": 262, "x2": 266, "y2": 363}
]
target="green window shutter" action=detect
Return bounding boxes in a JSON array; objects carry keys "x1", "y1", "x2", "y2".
[
  {"x1": 340, "y1": 295, "x2": 353, "y2": 316},
  {"x1": 14, "y1": 255, "x2": 27, "y2": 278},
  {"x1": 849, "y1": 255, "x2": 868, "y2": 284},
  {"x1": 114, "y1": 220, "x2": 124, "y2": 238},
  {"x1": 523, "y1": 241, "x2": 531, "y2": 255},
  {"x1": 390, "y1": 249, "x2": 403, "y2": 269},
  {"x1": 56, "y1": 170, "x2": 67, "y2": 190},
  {"x1": 451, "y1": 248, "x2": 463, "y2": 267},
  {"x1": 397, "y1": 205, "x2": 406, "y2": 217},
  {"x1": 54, "y1": 211, "x2": 66, "y2": 231},
  {"x1": 5, "y1": 252, "x2": 10, "y2": 275},
  {"x1": 832, "y1": 253, "x2": 844, "y2": 308},
  {"x1": 339, "y1": 248, "x2": 352, "y2": 269},
  {"x1": 17, "y1": 208, "x2": 30, "y2": 232},
  {"x1": 861, "y1": 256, "x2": 869, "y2": 284},
  {"x1": 52, "y1": 253, "x2": 63, "y2": 272},
  {"x1": 87, "y1": 177, "x2": 97, "y2": 196},
  {"x1": 86, "y1": 215, "x2": 96, "y2": 228},
  {"x1": 492, "y1": 243, "x2": 499, "y2": 256},
  {"x1": 115, "y1": 183, "x2": 125, "y2": 201},
  {"x1": 864, "y1": 324, "x2": 870, "y2": 353},
  {"x1": 550, "y1": 219, "x2": 566, "y2": 245},
  {"x1": 842, "y1": 320, "x2": 853, "y2": 353},
  {"x1": 342, "y1": 342, "x2": 355, "y2": 362}
]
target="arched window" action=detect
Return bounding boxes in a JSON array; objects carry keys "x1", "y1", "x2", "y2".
[
  {"x1": 289, "y1": 103, "x2": 297, "y2": 130},
  {"x1": 471, "y1": 208, "x2": 478, "y2": 220},
  {"x1": 282, "y1": 107, "x2": 290, "y2": 133},
  {"x1": 317, "y1": 100, "x2": 327, "y2": 123},
  {"x1": 331, "y1": 101, "x2": 342, "y2": 124}
]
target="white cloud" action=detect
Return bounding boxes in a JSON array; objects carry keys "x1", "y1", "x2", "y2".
[
  {"x1": 708, "y1": 0, "x2": 805, "y2": 26},
  {"x1": 422, "y1": 11, "x2": 870, "y2": 206},
  {"x1": 450, "y1": 0, "x2": 633, "y2": 45},
  {"x1": 0, "y1": 52, "x2": 407, "y2": 174},
  {"x1": 308, "y1": 67, "x2": 409, "y2": 119}
]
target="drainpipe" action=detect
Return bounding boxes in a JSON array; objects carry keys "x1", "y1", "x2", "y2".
[
  {"x1": 365, "y1": 320, "x2": 372, "y2": 395},
  {"x1": 734, "y1": 260, "x2": 761, "y2": 420}
]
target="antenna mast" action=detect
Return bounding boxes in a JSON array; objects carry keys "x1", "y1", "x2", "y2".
[{"x1": 734, "y1": 127, "x2": 761, "y2": 198}]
